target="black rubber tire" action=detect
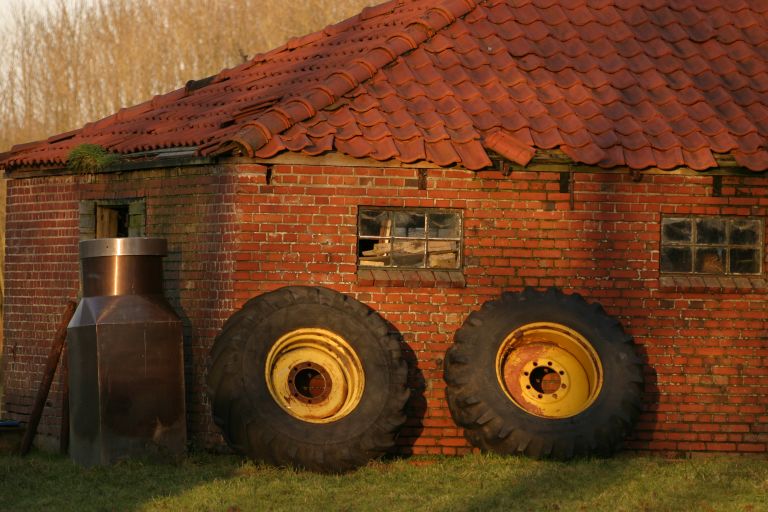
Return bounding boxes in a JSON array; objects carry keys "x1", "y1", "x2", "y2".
[
  {"x1": 444, "y1": 287, "x2": 643, "y2": 459},
  {"x1": 207, "y1": 286, "x2": 409, "y2": 472}
]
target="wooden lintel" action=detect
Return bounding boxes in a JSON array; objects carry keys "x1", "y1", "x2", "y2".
[
  {"x1": 225, "y1": 152, "x2": 443, "y2": 170},
  {"x1": 4, "y1": 148, "x2": 766, "y2": 179}
]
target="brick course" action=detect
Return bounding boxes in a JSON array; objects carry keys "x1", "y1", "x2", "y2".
[{"x1": 3, "y1": 160, "x2": 767, "y2": 456}]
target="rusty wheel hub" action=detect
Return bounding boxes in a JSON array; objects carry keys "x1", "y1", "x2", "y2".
[
  {"x1": 266, "y1": 328, "x2": 365, "y2": 424},
  {"x1": 496, "y1": 322, "x2": 603, "y2": 418}
]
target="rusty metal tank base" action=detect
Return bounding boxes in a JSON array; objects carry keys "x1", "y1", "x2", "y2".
[{"x1": 67, "y1": 238, "x2": 186, "y2": 467}]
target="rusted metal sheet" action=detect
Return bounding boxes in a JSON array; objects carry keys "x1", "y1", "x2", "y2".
[{"x1": 67, "y1": 238, "x2": 186, "y2": 467}]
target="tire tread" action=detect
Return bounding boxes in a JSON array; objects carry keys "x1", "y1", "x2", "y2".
[
  {"x1": 207, "y1": 286, "x2": 409, "y2": 472},
  {"x1": 445, "y1": 287, "x2": 643, "y2": 460}
]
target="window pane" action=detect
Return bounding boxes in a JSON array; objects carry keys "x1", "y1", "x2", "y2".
[
  {"x1": 696, "y1": 218, "x2": 725, "y2": 244},
  {"x1": 391, "y1": 239, "x2": 425, "y2": 267},
  {"x1": 358, "y1": 208, "x2": 462, "y2": 269},
  {"x1": 729, "y1": 219, "x2": 759, "y2": 246},
  {"x1": 660, "y1": 247, "x2": 692, "y2": 273},
  {"x1": 730, "y1": 249, "x2": 760, "y2": 274},
  {"x1": 428, "y1": 213, "x2": 461, "y2": 239},
  {"x1": 662, "y1": 218, "x2": 692, "y2": 243},
  {"x1": 428, "y1": 240, "x2": 459, "y2": 268},
  {"x1": 660, "y1": 216, "x2": 763, "y2": 276},
  {"x1": 358, "y1": 238, "x2": 389, "y2": 267},
  {"x1": 695, "y1": 248, "x2": 725, "y2": 274},
  {"x1": 359, "y1": 210, "x2": 390, "y2": 237},
  {"x1": 394, "y1": 212, "x2": 425, "y2": 238}
]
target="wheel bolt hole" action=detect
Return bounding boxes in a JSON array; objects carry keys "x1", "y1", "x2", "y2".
[
  {"x1": 561, "y1": 384, "x2": 567, "y2": 389},
  {"x1": 537, "y1": 394, "x2": 543, "y2": 399},
  {"x1": 552, "y1": 393, "x2": 558, "y2": 399},
  {"x1": 524, "y1": 371, "x2": 529, "y2": 376},
  {"x1": 526, "y1": 385, "x2": 531, "y2": 390},
  {"x1": 532, "y1": 362, "x2": 538, "y2": 366},
  {"x1": 528, "y1": 366, "x2": 561, "y2": 394},
  {"x1": 559, "y1": 371, "x2": 565, "y2": 375},
  {"x1": 547, "y1": 361, "x2": 553, "y2": 366}
]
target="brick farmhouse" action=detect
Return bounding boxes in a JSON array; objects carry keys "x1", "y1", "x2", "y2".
[{"x1": 1, "y1": 0, "x2": 767, "y2": 457}]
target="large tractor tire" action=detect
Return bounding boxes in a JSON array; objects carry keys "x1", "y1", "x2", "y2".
[
  {"x1": 207, "y1": 286, "x2": 409, "y2": 472},
  {"x1": 444, "y1": 288, "x2": 643, "y2": 459}
]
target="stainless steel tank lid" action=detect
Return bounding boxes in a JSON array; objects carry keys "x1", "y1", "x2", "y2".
[{"x1": 79, "y1": 238, "x2": 168, "y2": 258}]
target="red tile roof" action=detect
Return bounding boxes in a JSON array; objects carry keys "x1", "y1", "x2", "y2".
[{"x1": 3, "y1": 0, "x2": 768, "y2": 172}]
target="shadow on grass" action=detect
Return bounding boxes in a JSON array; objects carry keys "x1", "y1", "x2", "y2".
[
  {"x1": 0, "y1": 451, "x2": 244, "y2": 511},
  {"x1": 444, "y1": 455, "x2": 767, "y2": 512},
  {"x1": 159, "y1": 454, "x2": 768, "y2": 512},
  {"x1": 3, "y1": 451, "x2": 766, "y2": 511}
]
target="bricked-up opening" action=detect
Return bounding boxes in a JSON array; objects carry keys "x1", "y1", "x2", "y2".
[
  {"x1": 358, "y1": 208, "x2": 462, "y2": 269},
  {"x1": 80, "y1": 198, "x2": 146, "y2": 240},
  {"x1": 661, "y1": 216, "x2": 763, "y2": 275}
]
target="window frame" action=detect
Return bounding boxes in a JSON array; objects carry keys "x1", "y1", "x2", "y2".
[
  {"x1": 659, "y1": 215, "x2": 764, "y2": 276},
  {"x1": 80, "y1": 198, "x2": 146, "y2": 240},
  {"x1": 356, "y1": 207, "x2": 463, "y2": 270}
]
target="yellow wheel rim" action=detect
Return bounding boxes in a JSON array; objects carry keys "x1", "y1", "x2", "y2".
[
  {"x1": 265, "y1": 328, "x2": 365, "y2": 424},
  {"x1": 495, "y1": 322, "x2": 603, "y2": 419}
]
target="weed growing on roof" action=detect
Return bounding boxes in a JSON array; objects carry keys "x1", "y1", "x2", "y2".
[{"x1": 66, "y1": 144, "x2": 119, "y2": 173}]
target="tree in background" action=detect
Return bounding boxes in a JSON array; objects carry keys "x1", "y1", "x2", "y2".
[{"x1": 0, "y1": 0, "x2": 375, "y2": 152}]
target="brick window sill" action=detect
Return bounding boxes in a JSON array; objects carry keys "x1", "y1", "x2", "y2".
[
  {"x1": 356, "y1": 268, "x2": 466, "y2": 288},
  {"x1": 659, "y1": 275, "x2": 768, "y2": 293}
]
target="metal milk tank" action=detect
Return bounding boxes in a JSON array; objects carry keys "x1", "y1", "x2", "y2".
[{"x1": 67, "y1": 238, "x2": 186, "y2": 466}]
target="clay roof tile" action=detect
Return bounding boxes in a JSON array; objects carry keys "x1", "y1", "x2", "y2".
[
  {"x1": 394, "y1": 137, "x2": 426, "y2": 163},
  {"x1": 369, "y1": 136, "x2": 399, "y2": 160},
  {"x1": 683, "y1": 147, "x2": 718, "y2": 170},
  {"x1": 648, "y1": 129, "x2": 681, "y2": 151},
  {"x1": 593, "y1": 127, "x2": 620, "y2": 149},
  {"x1": 470, "y1": 109, "x2": 501, "y2": 131},
  {"x1": 425, "y1": 138, "x2": 461, "y2": 165},
  {"x1": 706, "y1": 130, "x2": 738, "y2": 153},
  {"x1": 453, "y1": 139, "x2": 492, "y2": 169},
  {"x1": 562, "y1": 141, "x2": 605, "y2": 165},
  {"x1": 560, "y1": 128, "x2": 592, "y2": 149},
  {"x1": 571, "y1": 100, "x2": 602, "y2": 120},
  {"x1": 565, "y1": 5, "x2": 595, "y2": 27},
  {"x1": 499, "y1": 110, "x2": 529, "y2": 132},
  {"x1": 624, "y1": 146, "x2": 656, "y2": 169},
  {"x1": 652, "y1": 147, "x2": 684, "y2": 169},
  {"x1": 483, "y1": 129, "x2": 535, "y2": 165},
  {"x1": 597, "y1": 145, "x2": 625, "y2": 167},
  {"x1": 734, "y1": 149, "x2": 768, "y2": 170},
  {"x1": 531, "y1": 126, "x2": 564, "y2": 148},
  {"x1": 388, "y1": 120, "x2": 421, "y2": 141},
  {"x1": 4, "y1": 0, "x2": 768, "y2": 173}
]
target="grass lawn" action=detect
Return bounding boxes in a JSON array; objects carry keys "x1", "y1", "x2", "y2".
[{"x1": 1, "y1": 451, "x2": 766, "y2": 511}]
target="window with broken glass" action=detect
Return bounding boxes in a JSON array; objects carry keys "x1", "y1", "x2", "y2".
[
  {"x1": 358, "y1": 208, "x2": 462, "y2": 269},
  {"x1": 660, "y1": 217, "x2": 763, "y2": 275}
]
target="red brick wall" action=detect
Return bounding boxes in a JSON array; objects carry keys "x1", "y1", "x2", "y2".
[
  {"x1": 2, "y1": 165, "x2": 239, "y2": 448},
  {"x1": 3, "y1": 161, "x2": 767, "y2": 455},
  {"x1": 2, "y1": 175, "x2": 80, "y2": 448}
]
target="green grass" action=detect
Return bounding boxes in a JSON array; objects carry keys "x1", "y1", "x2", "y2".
[{"x1": 1, "y1": 452, "x2": 766, "y2": 511}]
